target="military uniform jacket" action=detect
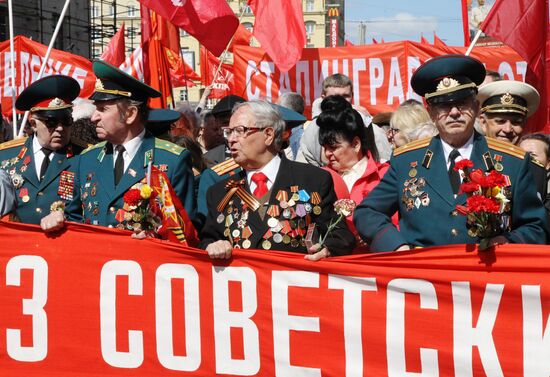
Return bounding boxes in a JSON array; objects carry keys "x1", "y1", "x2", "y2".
[
  {"x1": 0, "y1": 137, "x2": 79, "y2": 224},
  {"x1": 66, "y1": 133, "x2": 195, "y2": 227},
  {"x1": 354, "y1": 133, "x2": 547, "y2": 252},
  {"x1": 200, "y1": 157, "x2": 356, "y2": 255}
]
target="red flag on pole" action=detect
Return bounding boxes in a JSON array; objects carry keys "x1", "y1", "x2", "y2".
[
  {"x1": 344, "y1": 39, "x2": 354, "y2": 46},
  {"x1": 200, "y1": 46, "x2": 234, "y2": 99},
  {"x1": 247, "y1": 0, "x2": 306, "y2": 72},
  {"x1": 100, "y1": 22, "x2": 126, "y2": 67},
  {"x1": 228, "y1": 24, "x2": 253, "y2": 53},
  {"x1": 421, "y1": 35, "x2": 430, "y2": 44},
  {"x1": 434, "y1": 32, "x2": 447, "y2": 48},
  {"x1": 372, "y1": 38, "x2": 378, "y2": 44},
  {"x1": 480, "y1": 0, "x2": 549, "y2": 133},
  {"x1": 138, "y1": 0, "x2": 239, "y2": 57}
]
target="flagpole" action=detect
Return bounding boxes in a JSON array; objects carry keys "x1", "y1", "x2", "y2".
[
  {"x1": 465, "y1": 29, "x2": 483, "y2": 56},
  {"x1": 179, "y1": 49, "x2": 190, "y2": 104},
  {"x1": 17, "y1": 0, "x2": 72, "y2": 138},
  {"x1": 7, "y1": 0, "x2": 18, "y2": 139}
]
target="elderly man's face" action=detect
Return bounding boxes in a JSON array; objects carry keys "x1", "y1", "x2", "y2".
[
  {"x1": 479, "y1": 113, "x2": 526, "y2": 145},
  {"x1": 428, "y1": 96, "x2": 479, "y2": 147},
  {"x1": 91, "y1": 100, "x2": 132, "y2": 144},
  {"x1": 31, "y1": 115, "x2": 72, "y2": 151},
  {"x1": 226, "y1": 106, "x2": 275, "y2": 170}
]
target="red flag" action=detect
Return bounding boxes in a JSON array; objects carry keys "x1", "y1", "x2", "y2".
[
  {"x1": 372, "y1": 38, "x2": 378, "y2": 44},
  {"x1": 247, "y1": 0, "x2": 306, "y2": 72},
  {"x1": 434, "y1": 32, "x2": 447, "y2": 48},
  {"x1": 344, "y1": 39, "x2": 354, "y2": 46},
  {"x1": 101, "y1": 23, "x2": 126, "y2": 67},
  {"x1": 481, "y1": 0, "x2": 549, "y2": 133},
  {"x1": 200, "y1": 46, "x2": 234, "y2": 99},
  {"x1": 381, "y1": 38, "x2": 386, "y2": 43},
  {"x1": 166, "y1": 48, "x2": 201, "y2": 87},
  {"x1": 421, "y1": 35, "x2": 430, "y2": 44},
  {"x1": 119, "y1": 46, "x2": 144, "y2": 80},
  {"x1": 228, "y1": 23, "x2": 253, "y2": 53},
  {"x1": 138, "y1": 0, "x2": 238, "y2": 57}
]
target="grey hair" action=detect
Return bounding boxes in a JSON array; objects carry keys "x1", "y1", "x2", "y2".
[
  {"x1": 233, "y1": 100, "x2": 285, "y2": 151},
  {"x1": 116, "y1": 98, "x2": 149, "y2": 122},
  {"x1": 277, "y1": 92, "x2": 305, "y2": 114}
]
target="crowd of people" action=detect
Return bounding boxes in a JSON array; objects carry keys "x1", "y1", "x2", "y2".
[{"x1": 0, "y1": 54, "x2": 548, "y2": 258}]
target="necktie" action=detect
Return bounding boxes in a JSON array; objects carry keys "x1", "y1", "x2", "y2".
[
  {"x1": 251, "y1": 172, "x2": 269, "y2": 198},
  {"x1": 448, "y1": 149, "x2": 461, "y2": 195},
  {"x1": 39, "y1": 148, "x2": 52, "y2": 181},
  {"x1": 114, "y1": 145, "x2": 126, "y2": 186}
]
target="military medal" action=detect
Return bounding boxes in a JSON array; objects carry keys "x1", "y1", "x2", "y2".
[
  {"x1": 311, "y1": 192, "x2": 322, "y2": 215},
  {"x1": 242, "y1": 240, "x2": 251, "y2": 249},
  {"x1": 19, "y1": 188, "x2": 29, "y2": 203},
  {"x1": 494, "y1": 154, "x2": 503, "y2": 172},
  {"x1": 262, "y1": 230, "x2": 273, "y2": 250},
  {"x1": 232, "y1": 229, "x2": 240, "y2": 238},
  {"x1": 409, "y1": 161, "x2": 418, "y2": 177},
  {"x1": 128, "y1": 168, "x2": 137, "y2": 177},
  {"x1": 267, "y1": 205, "x2": 280, "y2": 228},
  {"x1": 241, "y1": 227, "x2": 252, "y2": 249},
  {"x1": 217, "y1": 213, "x2": 225, "y2": 223},
  {"x1": 298, "y1": 189, "x2": 310, "y2": 202},
  {"x1": 273, "y1": 233, "x2": 283, "y2": 243},
  {"x1": 58, "y1": 171, "x2": 75, "y2": 201},
  {"x1": 290, "y1": 186, "x2": 300, "y2": 202},
  {"x1": 11, "y1": 173, "x2": 24, "y2": 189},
  {"x1": 276, "y1": 190, "x2": 289, "y2": 209},
  {"x1": 91, "y1": 184, "x2": 97, "y2": 197}
]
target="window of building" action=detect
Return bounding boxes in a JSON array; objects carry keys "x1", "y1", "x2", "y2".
[
  {"x1": 126, "y1": 27, "x2": 135, "y2": 39},
  {"x1": 305, "y1": 21, "x2": 316, "y2": 38},
  {"x1": 242, "y1": 22, "x2": 253, "y2": 33},
  {"x1": 305, "y1": 0, "x2": 315, "y2": 12},
  {"x1": 241, "y1": 4, "x2": 252, "y2": 14},
  {"x1": 91, "y1": 6, "x2": 99, "y2": 18},
  {"x1": 93, "y1": 48, "x2": 100, "y2": 58},
  {"x1": 127, "y1": 5, "x2": 136, "y2": 17},
  {"x1": 108, "y1": 5, "x2": 114, "y2": 16},
  {"x1": 180, "y1": 29, "x2": 189, "y2": 37},
  {"x1": 181, "y1": 49, "x2": 195, "y2": 69},
  {"x1": 179, "y1": 90, "x2": 188, "y2": 102}
]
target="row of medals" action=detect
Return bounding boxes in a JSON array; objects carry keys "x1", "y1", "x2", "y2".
[
  {"x1": 402, "y1": 175, "x2": 430, "y2": 211},
  {"x1": 217, "y1": 190, "x2": 321, "y2": 250},
  {"x1": 3, "y1": 155, "x2": 29, "y2": 201}
]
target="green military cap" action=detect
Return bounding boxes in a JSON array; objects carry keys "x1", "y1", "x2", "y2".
[
  {"x1": 146, "y1": 109, "x2": 181, "y2": 137},
  {"x1": 16, "y1": 75, "x2": 80, "y2": 119},
  {"x1": 411, "y1": 54, "x2": 486, "y2": 105},
  {"x1": 272, "y1": 103, "x2": 306, "y2": 129},
  {"x1": 477, "y1": 80, "x2": 540, "y2": 117},
  {"x1": 90, "y1": 59, "x2": 161, "y2": 102}
]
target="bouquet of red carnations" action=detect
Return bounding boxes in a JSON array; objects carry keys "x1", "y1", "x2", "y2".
[
  {"x1": 454, "y1": 159, "x2": 511, "y2": 250},
  {"x1": 119, "y1": 183, "x2": 162, "y2": 234}
]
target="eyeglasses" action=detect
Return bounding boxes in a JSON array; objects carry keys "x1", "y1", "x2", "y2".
[
  {"x1": 431, "y1": 98, "x2": 475, "y2": 114},
  {"x1": 222, "y1": 126, "x2": 265, "y2": 138},
  {"x1": 36, "y1": 118, "x2": 73, "y2": 129}
]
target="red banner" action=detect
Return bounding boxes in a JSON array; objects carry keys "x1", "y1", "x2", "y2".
[
  {"x1": 233, "y1": 41, "x2": 525, "y2": 118},
  {"x1": 0, "y1": 36, "x2": 95, "y2": 117},
  {"x1": 2, "y1": 221, "x2": 550, "y2": 375},
  {"x1": 200, "y1": 47, "x2": 234, "y2": 99}
]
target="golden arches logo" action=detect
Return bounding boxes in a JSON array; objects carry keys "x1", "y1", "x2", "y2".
[{"x1": 327, "y1": 7, "x2": 339, "y2": 17}]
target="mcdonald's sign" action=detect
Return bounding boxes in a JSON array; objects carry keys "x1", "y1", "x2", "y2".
[{"x1": 327, "y1": 7, "x2": 339, "y2": 18}]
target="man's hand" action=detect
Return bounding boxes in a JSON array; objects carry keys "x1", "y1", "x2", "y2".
[
  {"x1": 206, "y1": 240, "x2": 233, "y2": 259},
  {"x1": 305, "y1": 244, "x2": 331, "y2": 261},
  {"x1": 487, "y1": 235, "x2": 509, "y2": 247},
  {"x1": 131, "y1": 230, "x2": 158, "y2": 240},
  {"x1": 40, "y1": 211, "x2": 65, "y2": 232}
]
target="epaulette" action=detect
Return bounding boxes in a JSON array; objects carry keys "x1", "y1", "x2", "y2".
[
  {"x1": 155, "y1": 138, "x2": 185, "y2": 155},
  {"x1": 393, "y1": 137, "x2": 432, "y2": 157},
  {"x1": 0, "y1": 137, "x2": 27, "y2": 151},
  {"x1": 530, "y1": 155, "x2": 545, "y2": 168},
  {"x1": 81, "y1": 141, "x2": 107, "y2": 155},
  {"x1": 486, "y1": 137, "x2": 525, "y2": 160},
  {"x1": 212, "y1": 158, "x2": 240, "y2": 176}
]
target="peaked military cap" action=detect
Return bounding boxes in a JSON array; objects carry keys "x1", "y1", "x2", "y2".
[
  {"x1": 477, "y1": 80, "x2": 540, "y2": 117},
  {"x1": 90, "y1": 59, "x2": 161, "y2": 102},
  {"x1": 272, "y1": 103, "x2": 306, "y2": 129},
  {"x1": 146, "y1": 109, "x2": 181, "y2": 137},
  {"x1": 16, "y1": 75, "x2": 80, "y2": 119},
  {"x1": 411, "y1": 54, "x2": 486, "y2": 104},
  {"x1": 211, "y1": 94, "x2": 245, "y2": 117}
]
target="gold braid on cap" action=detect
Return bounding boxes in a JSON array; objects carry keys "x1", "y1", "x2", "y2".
[
  {"x1": 480, "y1": 92, "x2": 528, "y2": 115},
  {"x1": 30, "y1": 97, "x2": 73, "y2": 112},
  {"x1": 425, "y1": 77, "x2": 477, "y2": 100},
  {"x1": 94, "y1": 78, "x2": 132, "y2": 98}
]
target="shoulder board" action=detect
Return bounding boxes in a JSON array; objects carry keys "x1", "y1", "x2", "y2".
[
  {"x1": 155, "y1": 138, "x2": 185, "y2": 155},
  {"x1": 0, "y1": 137, "x2": 27, "y2": 151},
  {"x1": 530, "y1": 155, "x2": 545, "y2": 168},
  {"x1": 212, "y1": 158, "x2": 240, "y2": 176},
  {"x1": 393, "y1": 137, "x2": 432, "y2": 157},
  {"x1": 486, "y1": 137, "x2": 525, "y2": 159},
  {"x1": 81, "y1": 141, "x2": 107, "y2": 155}
]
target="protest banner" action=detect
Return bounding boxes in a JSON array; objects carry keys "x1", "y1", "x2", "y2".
[
  {"x1": 0, "y1": 36, "x2": 95, "y2": 117},
  {"x1": 233, "y1": 41, "x2": 525, "y2": 119},
  {"x1": 1, "y1": 220, "x2": 550, "y2": 376}
]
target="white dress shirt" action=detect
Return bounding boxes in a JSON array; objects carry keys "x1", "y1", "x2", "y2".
[
  {"x1": 440, "y1": 133, "x2": 474, "y2": 170},
  {"x1": 341, "y1": 156, "x2": 368, "y2": 192},
  {"x1": 113, "y1": 129, "x2": 146, "y2": 172},
  {"x1": 246, "y1": 154, "x2": 281, "y2": 194},
  {"x1": 33, "y1": 136, "x2": 54, "y2": 181}
]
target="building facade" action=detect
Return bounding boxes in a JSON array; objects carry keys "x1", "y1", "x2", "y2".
[{"x1": 90, "y1": 0, "x2": 343, "y2": 105}]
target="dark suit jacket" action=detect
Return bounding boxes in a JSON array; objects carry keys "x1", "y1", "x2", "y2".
[
  {"x1": 200, "y1": 157, "x2": 356, "y2": 255},
  {"x1": 354, "y1": 133, "x2": 547, "y2": 251}
]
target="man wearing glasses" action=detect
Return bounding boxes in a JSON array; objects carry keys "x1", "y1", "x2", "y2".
[
  {"x1": 0, "y1": 75, "x2": 83, "y2": 224},
  {"x1": 200, "y1": 100, "x2": 355, "y2": 260},
  {"x1": 354, "y1": 54, "x2": 547, "y2": 251}
]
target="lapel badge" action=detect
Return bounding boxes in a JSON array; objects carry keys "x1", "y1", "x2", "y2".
[
  {"x1": 422, "y1": 149, "x2": 433, "y2": 169},
  {"x1": 128, "y1": 168, "x2": 137, "y2": 177},
  {"x1": 483, "y1": 151, "x2": 495, "y2": 171},
  {"x1": 11, "y1": 173, "x2": 24, "y2": 189},
  {"x1": 493, "y1": 154, "x2": 504, "y2": 172},
  {"x1": 144, "y1": 149, "x2": 153, "y2": 167},
  {"x1": 409, "y1": 161, "x2": 418, "y2": 177}
]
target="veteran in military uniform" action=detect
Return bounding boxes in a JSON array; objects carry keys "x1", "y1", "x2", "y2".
[
  {"x1": 200, "y1": 100, "x2": 355, "y2": 260},
  {"x1": 0, "y1": 169, "x2": 16, "y2": 216},
  {"x1": 0, "y1": 75, "x2": 82, "y2": 224},
  {"x1": 354, "y1": 55, "x2": 547, "y2": 252},
  {"x1": 41, "y1": 60, "x2": 194, "y2": 231}
]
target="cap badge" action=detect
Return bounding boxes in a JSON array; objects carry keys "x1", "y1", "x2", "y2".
[
  {"x1": 95, "y1": 78, "x2": 105, "y2": 91},
  {"x1": 48, "y1": 97, "x2": 66, "y2": 108},
  {"x1": 436, "y1": 77, "x2": 460, "y2": 92},
  {"x1": 500, "y1": 93, "x2": 514, "y2": 105}
]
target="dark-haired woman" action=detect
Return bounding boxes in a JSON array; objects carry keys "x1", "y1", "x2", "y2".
[{"x1": 318, "y1": 95, "x2": 391, "y2": 252}]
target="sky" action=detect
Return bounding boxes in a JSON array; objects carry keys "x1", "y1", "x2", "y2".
[{"x1": 344, "y1": 0, "x2": 495, "y2": 47}]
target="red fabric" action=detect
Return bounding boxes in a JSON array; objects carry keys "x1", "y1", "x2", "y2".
[
  {"x1": 480, "y1": 0, "x2": 550, "y2": 133},
  {"x1": 200, "y1": 46, "x2": 234, "y2": 99},
  {"x1": 2, "y1": 221, "x2": 550, "y2": 375},
  {"x1": 228, "y1": 23, "x2": 253, "y2": 53},
  {"x1": 420, "y1": 35, "x2": 430, "y2": 44},
  {"x1": 165, "y1": 48, "x2": 201, "y2": 87},
  {"x1": 247, "y1": 0, "x2": 306, "y2": 72},
  {"x1": 138, "y1": 0, "x2": 238, "y2": 57},
  {"x1": 434, "y1": 33, "x2": 447, "y2": 48},
  {"x1": 372, "y1": 38, "x2": 378, "y2": 44},
  {"x1": 251, "y1": 172, "x2": 268, "y2": 197},
  {"x1": 100, "y1": 22, "x2": 126, "y2": 67},
  {"x1": 344, "y1": 39, "x2": 354, "y2": 46}
]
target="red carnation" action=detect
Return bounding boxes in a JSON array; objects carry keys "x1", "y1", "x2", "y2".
[
  {"x1": 123, "y1": 189, "x2": 142, "y2": 206},
  {"x1": 486, "y1": 170, "x2": 507, "y2": 187},
  {"x1": 456, "y1": 205, "x2": 469, "y2": 215},
  {"x1": 459, "y1": 181, "x2": 480, "y2": 194},
  {"x1": 454, "y1": 159, "x2": 474, "y2": 171},
  {"x1": 466, "y1": 195, "x2": 500, "y2": 214}
]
